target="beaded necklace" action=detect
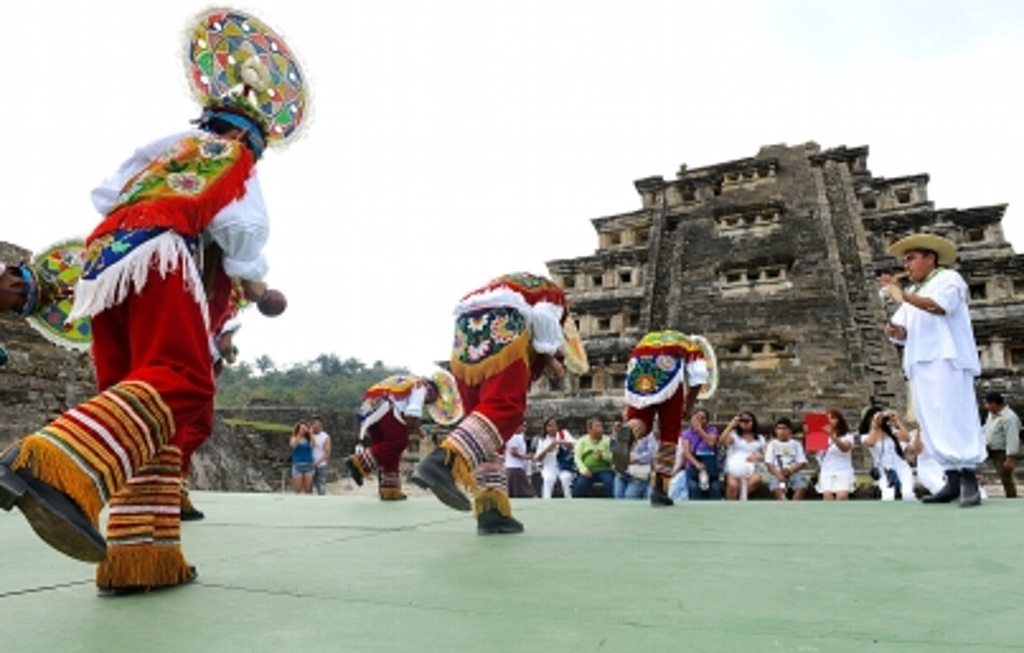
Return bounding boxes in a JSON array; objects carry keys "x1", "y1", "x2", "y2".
[{"x1": 910, "y1": 267, "x2": 943, "y2": 293}]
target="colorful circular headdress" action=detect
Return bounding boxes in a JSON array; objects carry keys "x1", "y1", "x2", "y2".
[
  {"x1": 24, "y1": 239, "x2": 92, "y2": 351},
  {"x1": 427, "y1": 368, "x2": 464, "y2": 426},
  {"x1": 186, "y1": 8, "x2": 309, "y2": 147}
]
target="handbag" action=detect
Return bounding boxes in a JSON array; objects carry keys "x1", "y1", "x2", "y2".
[
  {"x1": 556, "y1": 446, "x2": 576, "y2": 473},
  {"x1": 626, "y1": 463, "x2": 651, "y2": 479}
]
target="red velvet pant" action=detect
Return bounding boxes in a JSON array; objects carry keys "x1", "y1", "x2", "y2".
[
  {"x1": 625, "y1": 385, "x2": 685, "y2": 446},
  {"x1": 177, "y1": 405, "x2": 214, "y2": 475},
  {"x1": 366, "y1": 411, "x2": 410, "y2": 474},
  {"x1": 456, "y1": 359, "x2": 531, "y2": 442},
  {"x1": 91, "y1": 266, "x2": 215, "y2": 451}
]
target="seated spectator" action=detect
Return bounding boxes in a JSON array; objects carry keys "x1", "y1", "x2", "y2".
[
  {"x1": 573, "y1": 417, "x2": 615, "y2": 498},
  {"x1": 504, "y1": 424, "x2": 535, "y2": 498},
  {"x1": 614, "y1": 432, "x2": 655, "y2": 500},
  {"x1": 533, "y1": 417, "x2": 575, "y2": 499},
  {"x1": 764, "y1": 417, "x2": 809, "y2": 500},
  {"x1": 861, "y1": 407, "x2": 914, "y2": 501},
  {"x1": 673, "y1": 408, "x2": 721, "y2": 500},
  {"x1": 815, "y1": 408, "x2": 855, "y2": 501},
  {"x1": 721, "y1": 411, "x2": 766, "y2": 500}
]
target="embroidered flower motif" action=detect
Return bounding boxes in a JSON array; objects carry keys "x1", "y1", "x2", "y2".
[
  {"x1": 156, "y1": 140, "x2": 188, "y2": 163},
  {"x1": 656, "y1": 355, "x2": 677, "y2": 372},
  {"x1": 490, "y1": 314, "x2": 518, "y2": 344},
  {"x1": 199, "y1": 138, "x2": 232, "y2": 160},
  {"x1": 468, "y1": 314, "x2": 489, "y2": 332},
  {"x1": 167, "y1": 172, "x2": 206, "y2": 195},
  {"x1": 453, "y1": 330, "x2": 467, "y2": 354},
  {"x1": 467, "y1": 341, "x2": 491, "y2": 362},
  {"x1": 635, "y1": 374, "x2": 657, "y2": 393}
]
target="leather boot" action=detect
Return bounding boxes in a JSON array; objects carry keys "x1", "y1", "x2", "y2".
[
  {"x1": 922, "y1": 469, "x2": 961, "y2": 503},
  {"x1": 650, "y1": 473, "x2": 674, "y2": 507},
  {"x1": 344, "y1": 456, "x2": 365, "y2": 487},
  {"x1": 411, "y1": 447, "x2": 472, "y2": 512},
  {"x1": 477, "y1": 509, "x2": 524, "y2": 534},
  {"x1": 475, "y1": 488, "x2": 523, "y2": 535},
  {"x1": 0, "y1": 444, "x2": 107, "y2": 562},
  {"x1": 959, "y1": 468, "x2": 981, "y2": 508},
  {"x1": 379, "y1": 487, "x2": 408, "y2": 501},
  {"x1": 612, "y1": 426, "x2": 635, "y2": 475},
  {"x1": 180, "y1": 488, "x2": 205, "y2": 521}
]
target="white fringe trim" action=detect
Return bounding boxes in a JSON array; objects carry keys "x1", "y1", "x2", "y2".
[
  {"x1": 357, "y1": 399, "x2": 396, "y2": 440},
  {"x1": 454, "y1": 287, "x2": 531, "y2": 317},
  {"x1": 68, "y1": 232, "x2": 208, "y2": 328}
]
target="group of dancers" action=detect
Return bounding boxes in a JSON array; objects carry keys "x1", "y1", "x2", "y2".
[{"x1": 0, "y1": 6, "x2": 986, "y2": 597}]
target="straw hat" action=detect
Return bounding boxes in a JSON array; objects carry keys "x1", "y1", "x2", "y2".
[{"x1": 886, "y1": 233, "x2": 957, "y2": 266}]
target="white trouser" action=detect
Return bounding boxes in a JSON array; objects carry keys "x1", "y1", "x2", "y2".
[
  {"x1": 910, "y1": 360, "x2": 985, "y2": 469},
  {"x1": 878, "y1": 464, "x2": 915, "y2": 501},
  {"x1": 541, "y1": 469, "x2": 574, "y2": 499}
]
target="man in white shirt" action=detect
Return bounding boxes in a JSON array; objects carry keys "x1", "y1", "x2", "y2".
[
  {"x1": 504, "y1": 426, "x2": 536, "y2": 498},
  {"x1": 310, "y1": 417, "x2": 332, "y2": 496},
  {"x1": 879, "y1": 233, "x2": 985, "y2": 507},
  {"x1": 982, "y1": 392, "x2": 1020, "y2": 498}
]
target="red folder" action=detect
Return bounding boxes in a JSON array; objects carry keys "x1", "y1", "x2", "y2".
[{"x1": 803, "y1": 412, "x2": 830, "y2": 452}]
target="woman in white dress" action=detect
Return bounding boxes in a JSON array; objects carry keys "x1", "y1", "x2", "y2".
[
  {"x1": 720, "y1": 412, "x2": 766, "y2": 500},
  {"x1": 533, "y1": 417, "x2": 576, "y2": 499},
  {"x1": 816, "y1": 408, "x2": 856, "y2": 500}
]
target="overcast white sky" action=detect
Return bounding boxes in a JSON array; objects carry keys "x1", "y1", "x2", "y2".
[{"x1": 4, "y1": 1, "x2": 1023, "y2": 374}]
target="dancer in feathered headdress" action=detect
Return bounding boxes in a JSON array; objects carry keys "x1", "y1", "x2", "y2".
[
  {"x1": 0, "y1": 7, "x2": 309, "y2": 594},
  {"x1": 347, "y1": 371, "x2": 463, "y2": 501},
  {"x1": 412, "y1": 272, "x2": 588, "y2": 534}
]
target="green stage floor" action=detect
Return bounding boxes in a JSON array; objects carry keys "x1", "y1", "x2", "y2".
[{"x1": 2, "y1": 493, "x2": 1022, "y2": 653}]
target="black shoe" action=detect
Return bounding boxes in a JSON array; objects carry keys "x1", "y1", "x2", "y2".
[
  {"x1": 411, "y1": 448, "x2": 472, "y2": 512},
  {"x1": 922, "y1": 469, "x2": 962, "y2": 504},
  {"x1": 959, "y1": 468, "x2": 981, "y2": 508},
  {"x1": 0, "y1": 445, "x2": 107, "y2": 563},
  {"x1": 344, "y1": 457, "x2": 364, "y2": 487},
  {"x1": 98, "y1": 565, "x2": 198, "y2": 597},
  {"x1": 477, "y1": 509, "x2": 524, "y2": 535},
  {"x1": 648, "y1": 473, "x2": 674, "y2": 507},
  {"x1": 181, "y1": 507, "x2": 205, "y2": 521},
  {"x1": 612, "y1": 426, "x2": 634, "y2": 474}
]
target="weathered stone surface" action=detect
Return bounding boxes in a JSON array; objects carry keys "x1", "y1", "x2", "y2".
[{"x1": 540, "y1": 141, "x2": 1024, "y2": 436}]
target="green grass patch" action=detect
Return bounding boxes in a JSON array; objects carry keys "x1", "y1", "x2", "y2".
[{"x1": 222, "y1": 418, "x2": 293, "y2": 434}]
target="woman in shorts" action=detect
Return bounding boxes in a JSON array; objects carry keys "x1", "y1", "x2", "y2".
[{"x1": 290, "y1": 420, "x2": 315, "y2": 493}]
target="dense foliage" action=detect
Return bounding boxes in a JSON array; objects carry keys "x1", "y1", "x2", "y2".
[{"x1": 215, "y1": 354, "x2": 409, "y2": 409}]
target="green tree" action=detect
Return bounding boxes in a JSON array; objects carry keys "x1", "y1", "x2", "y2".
[
  {"x1": 214, "y1": 354, "x2": 409, "y2": 410},
  {"x1": 255, "y1": 355, "x2": 276, "y2": 376}
]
